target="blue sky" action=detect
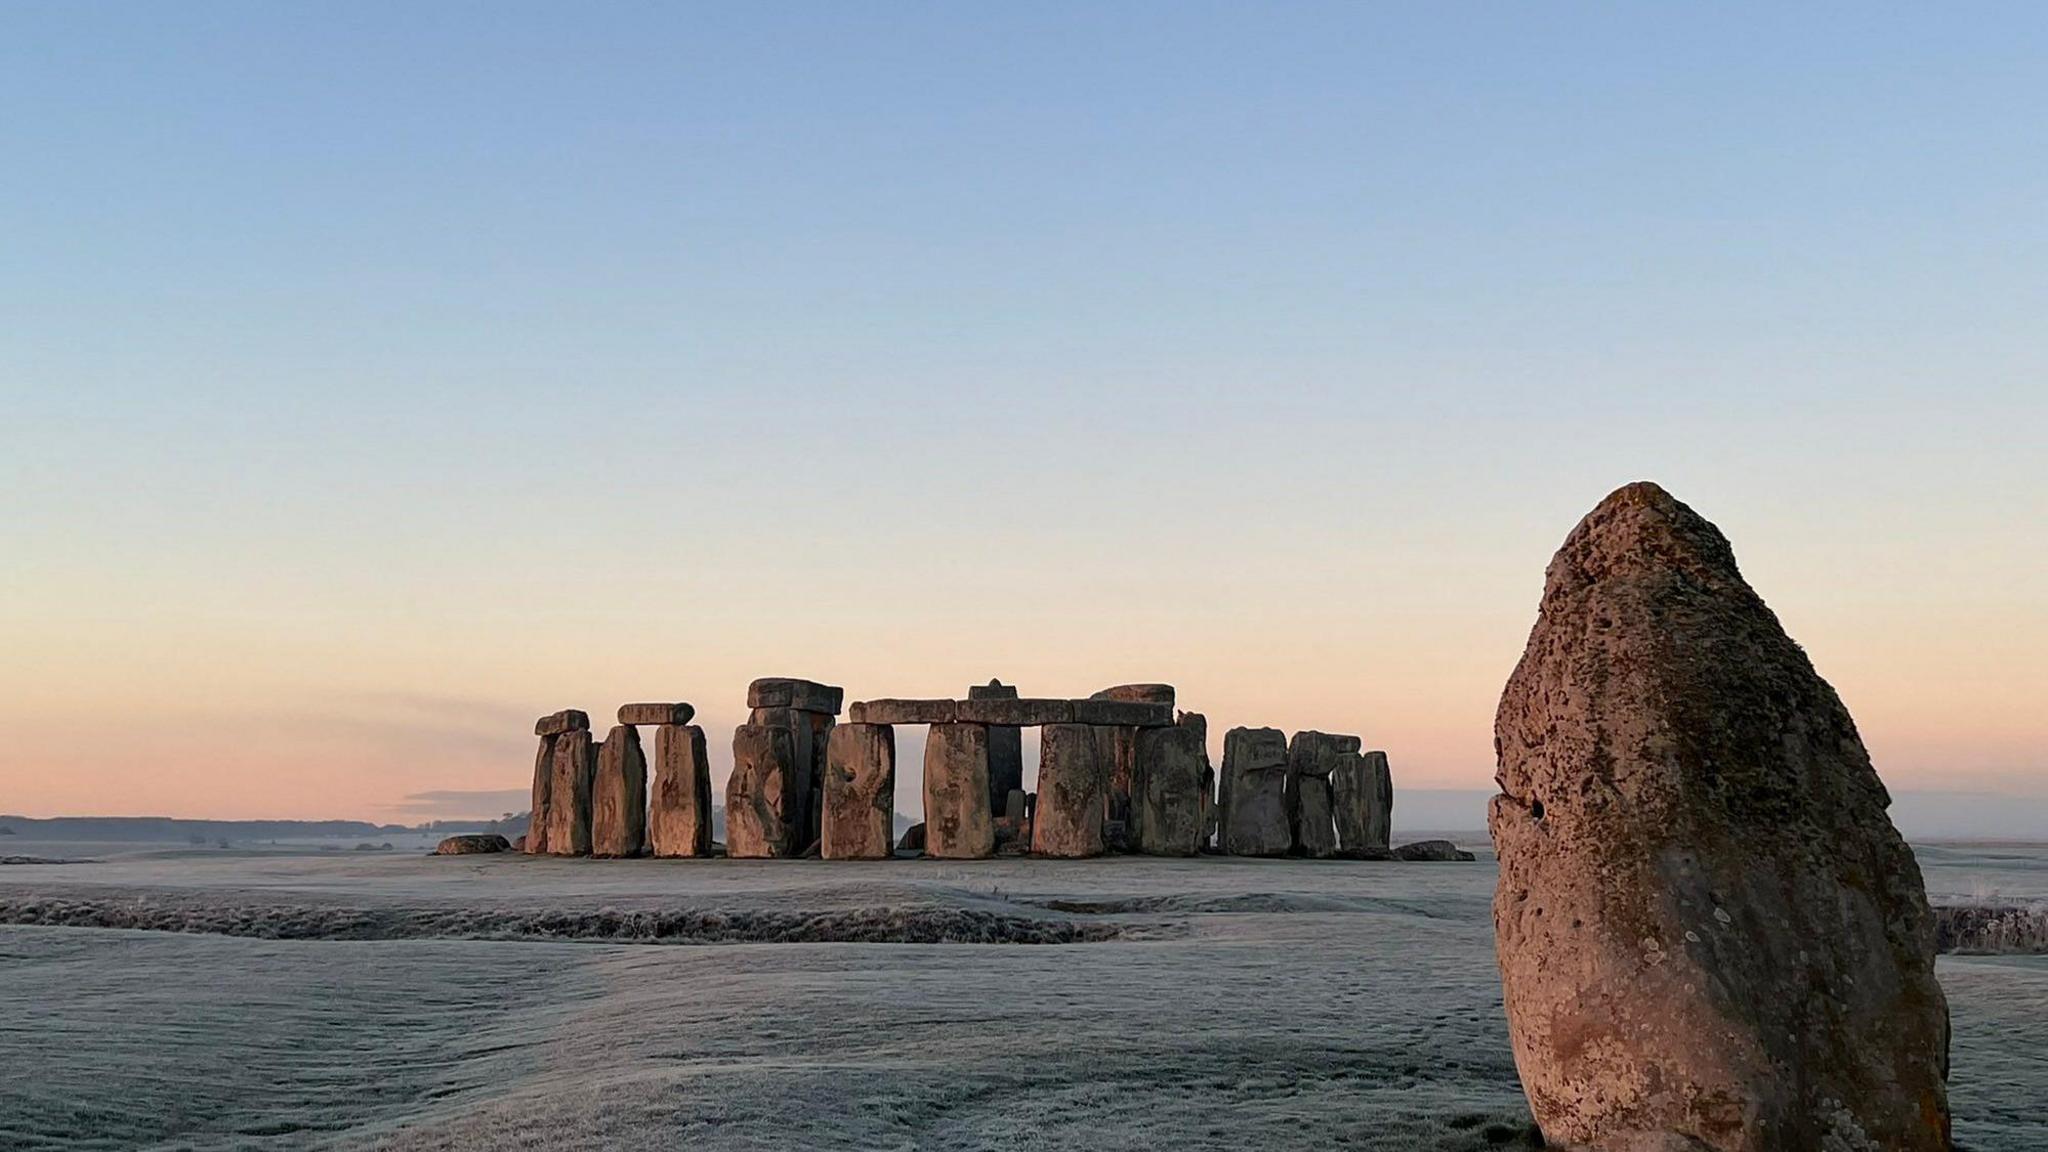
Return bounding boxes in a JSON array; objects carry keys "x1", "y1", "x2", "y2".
[{"x1": 2, "y1": 4, "x2": 2043, "y2": 819}]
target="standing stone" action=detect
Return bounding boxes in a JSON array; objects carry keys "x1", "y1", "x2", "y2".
[
  {"x1": 726, "y1": 724, "x2": 798, "y2": 859},
  {"x1": 544, "y1": 728, "x2": 596, "y2": 856},
  {"x1": 971, "y1": 679, "x2": 1024, "y2": 814},
  {"x1": 526, "y1": 733, "x2": 557, "y2": 855},
  {"x1": 1033, "y1": 723, "x2": 1103, "y2": 858},
  {"x1": 1491, "y1": 481, "x2": 1950, "y2": 1152},
  {"x1": 1134, "y1": 722, "x2": 1204, "y2": 856},
  {"x1": 1089, "y1": 686, "x2": 1169, "y2": 849},
  {"x1": 823, "y1": 723, "x2": 896, "y2": 861},
  {"x1": 590, "y1": 725, "x2": 648, "y2": 857},
  {"x1": 1362, "y1": 750, "x2": 1393, "y2": 851},
  {"x1": 1220, "y1": 727, "x2": 1289, "y2": 856},
  {"x1": 747, "y1": 705, "x2": 831, "y2": 853},
  {"x1": 805, "y1": 712, "x2": 833, "y2": 850},
  {"x1": 1332, "y1": 750, "x2": 1392, "y2": 857},
  {"x1": 1292, "y1": 749, "x2": 1339, "y2": 859},
  {"x1": 649, "y1": 724, "x2": 713, "y2": 857},
  {"x1": 922, "y1": 723, "x2": 993, "y2": 859}
]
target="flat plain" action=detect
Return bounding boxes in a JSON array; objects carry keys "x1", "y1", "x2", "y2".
[{"x1": 2, "y1": 840, "x2": 2043, "y2": 1151}]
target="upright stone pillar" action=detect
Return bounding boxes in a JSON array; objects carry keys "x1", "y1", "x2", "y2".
[
  {"x1": 545, "y1": 727, "x2": 597, "y2": 856},
  {"x1": 527, "y1": 710, "x2": 590, "y2": 855},
  {"x1": 1089, "y1": 684, "x2": 1174, "y2": 851},
  {"x1": 823, "y1": 723, "x2": 896, "y2": 860},
  {"x1": 1033, "y1": 722, "x2": 1104, "y2": 858},
  {"x1": 1220, "y1": 727, "x2": 1289, "y2": 856},
  {"x1": 1363, "y1": 750, "x2": 1393, "y2": 852},
  {"x1": 1286, "y1": 731, "x2": 1353, "y2": 857},
  {"x1": 1134, "y1": 719, "x2": 1204, "y2": 856},
  {"x1": 1333, "y1": 748, "x2": 1394, "y2": 856},
  {"x1": 591, "y1": 724, "x2": 648, "y2": 857},
  {"x1": 970, "y1": 679, "x2": 1024, "y2": 814},
  {"x1": 746, "y1": 678, "x2": 843, "y2": 854},
  {"x1": 922, "y1": 722, "x2": 993, "y2": 859},
  {"x1": 650, "y1": 723, "x2": 714, "y2": 857},
  {"x1": 727, "y1": 723, "x2": 798, "y2": 858}
]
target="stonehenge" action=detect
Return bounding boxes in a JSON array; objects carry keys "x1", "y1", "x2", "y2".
[
  {"x1": 517, "y1": 683, "x2": 1413, "y2": 866},
  {"x1": 1491, "y1": 482, "x2": 1950, "y2": 1151}
]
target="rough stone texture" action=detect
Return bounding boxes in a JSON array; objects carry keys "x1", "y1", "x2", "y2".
[
  {"x1": 1003, "y1": 788, "x2": 1028, "y2": 826},
  {"x1": 1091, "y1": 683, "x2": 1176, "y2": 706},
  {"x1": 617, "y1": 702, "x2": 694, "y2": 726},
  {"x1": 590, "y1": 725, "x2": 648, "y2": 858},
  {"x1": 804, "y1": 712, "x2": 833, "y2": 851},
  {"x1": 747, "y1": 706, "x2": 831, "y2": 856},
  {"x1": 954, "y1": 697, "x2": 1074, "y2": 726},
  {"x1": 895, "y1": 822, "x2": 926, "y2": 852},
  {"x1": 848, "y1": 699, "x2": 956, "y2": 725},
  {"x1": 1332, "y1": 750, "x2": 1394, "y2": 856},
  {"x1": 1393, "y1": 839, "x2": 1473, "y2": 862},
  {"x1": 432, "y1": 834, "x2": 510, "y2": 855},
  {"x1": 525, "y1": 734, "x2": 557, "y2": 856},
  {"x1": 725, "y1": 724, "x2": 797, "y2": 859},
  {"x1": 747, "y1": 678, "x2": 843, "y2": 715},
  {"x1": 543, "y1": 729, "x2": 596, "y2": 856},
  {"x1": 1033, "y1": 723, "x2": 1104, "y2": 858},
  {"x1": 533, "y1": 709, "x2": 589, "y2": 737},
  {"x1": 921, "y1": 723, "x2": 993, "y2": 860},
  {"x1": 822, "y1": 723, "x2": 895, "y2": 861},
  {"x1": 1490, "y1": 481, "x2": 1951, "y2": 1152},
  {"x1": 1220, "y1": 727, "x2": 1290, "y2": 856},
  {"x1": 1070, "y1": 699, "x2": 1173, "y2": 727},
  {"x1": 1093, "y1": 724, "x2": 1141, "y2": 849},
  {"x1": 649, "y1": 724, "x2": 713, "y2": 858},
  {"x1": 509, "y1": 834, "x2": 526, "y2": 853},
  {"x1": 1134, "y1": 723, "x2": 1204, "y2": 856},
  {"x1": 1179, "y1": 712, "x2": 1216, "y2": 850},
  {"x1": 1293, "y1": 767, "x2": 1338, "y2": 859},
  {"x1": 1285, "y1": 731, "x2": 1347, "y2": 856},
  {"x1": 977, "y1": 681, "x2": 1024, "y2": 815}
]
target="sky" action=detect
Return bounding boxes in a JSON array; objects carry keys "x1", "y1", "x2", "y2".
[{"x1": 2, "y1": 4, "x2": 2044, "y2": 825}]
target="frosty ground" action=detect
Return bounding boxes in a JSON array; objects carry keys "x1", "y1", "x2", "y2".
[{"x1": 2, "y1": 842, "x2": 2043, "y2": 1151}]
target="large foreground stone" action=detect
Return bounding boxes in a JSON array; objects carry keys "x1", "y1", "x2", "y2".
[
  {"x1": 590, "y1": 725, "x2": 648, "y2": 857},
  {"x1": 1134, "y1": 722, "x2": 1204, "y2": 856},
  {"x1": 726, "y1": 724, "x2": 798, "y2": 859},
  {"x1": 1220, "y1": 727, "x2": 1289, "y2": 856},
  {"x1": 649, "y1": 724, "x2": 713, "y2": 857},
  {"x1": 1491, "y1": 481, "x2": 1950, "y2": 1152},
  {"x1": 543, "y1": 729, "x2": 596, "y2": 856},
  {"x1": 823, "y1": 723, "x2": 896, "y2": 860},
  {"x1": 1033, "y1": 723, "x2": 1103, "y2": 858},
  {"x1": 922, "y1": 723, "x2": 992, "y2": 859}
]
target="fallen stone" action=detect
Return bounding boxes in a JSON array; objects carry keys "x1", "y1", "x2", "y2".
[
  {"x1": 1220, "y1": 727, "x2": 1289, "y2": 856},
  {"x1": 1491, "y1": 481, "x2": 1950, "y2": 1151},
  {"x1": 433, "y1": 834, "x2": 510, "y2": 855},
  {"x1": 823, "y1": 723, "x2": 896, "y2": 861},
  {"x1": 590, "y1": 725, "x2": 648, "y2": 858},
  {"x1": 526, "y1": 733, "x2": 557, "y2": 855},
  {"x1": 848, "y1": 698, "x2": 957, "y2": 725},
  {"x1": 1032, "y1": 723, "x2": 1103, "y2": 858},
  {"x1": 1392, "y1": 839, "x2": 1472, "y2": 862},
  {"x1": 543, "y1": 729, "x2": 596, "y2": 856},
  {"x1": 649, "y1": 724, "x2": 714, "y2": 858},
  {"x1": 922, "y1": 723, "x2": 993, "y2": 859},
  {"x1": 617, "y1": 702, "x2": 695, "y2": 726},
  {"x1": 1004, "y1": 788, "x2": 1028, "y2": 825},
  {"x1": 1134, "y1": 723, "x2": 1204, "y2": 856},
  {"x1": 747, "y1": 677, "x2": 843, "y2": 714},
  {"x1": 725, "y1": 724, "x2": 797, "y2": 858},
  {"x1": 954, "y1": 697, "x2": 1074, "y2": 726},
  {"x1": 533, "y1": 709, "x2": 589, "y2": 737},
  {"x1": 1090, "y1": 683, "x2": 1176, "y2": 706},
  {"x1": 1069, "y1": 699, "x2": 1173, "y2": 727},
  {"x1": 509, "y1": 834, "x2": 527, "y2": 853},
  {"x1": 896, "y1": 822, "x2": 926, "y2": 853}
]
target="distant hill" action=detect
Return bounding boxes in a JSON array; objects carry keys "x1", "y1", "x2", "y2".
[{"x1": 0, "y1": 815, "x2": 506, "y2": 843}]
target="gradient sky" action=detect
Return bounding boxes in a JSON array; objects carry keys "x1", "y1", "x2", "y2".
[{"x1": 3, "y1": 4, "x2": 2044, "y2": 823}]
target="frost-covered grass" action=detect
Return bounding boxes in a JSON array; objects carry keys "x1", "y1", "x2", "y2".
[{"x1": 0, "y1": 844, "x2": 2043, "y2": 1150}]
